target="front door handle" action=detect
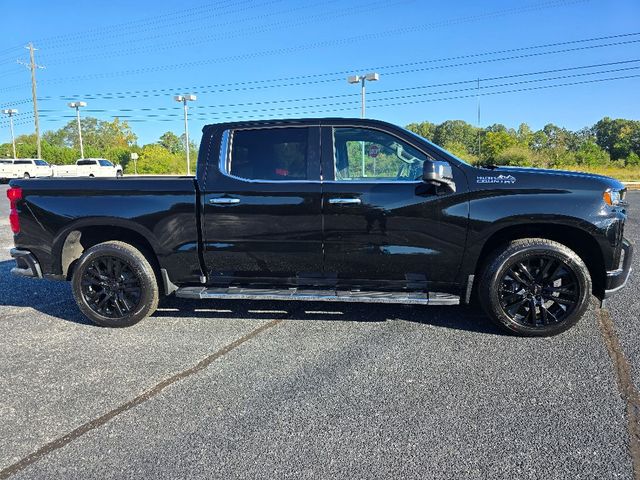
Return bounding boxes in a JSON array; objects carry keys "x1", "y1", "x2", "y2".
[
  {"x1": 210, "y1": 197, "x2": 241, "y2": 204},
  {"x1": 329, "y1": 198, "x2": 361, "y2": 205}
]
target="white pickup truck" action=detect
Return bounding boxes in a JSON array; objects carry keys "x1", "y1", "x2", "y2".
[
  {"x1": 52, "y1": 158, "x2": 123, "y2": 178},
  {"x1": 0, "y1": 158, "x2": 53, "y2": 180}
]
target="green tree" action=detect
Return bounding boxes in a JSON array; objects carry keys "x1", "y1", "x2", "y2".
[
  {"x1": 594, "y1": 117, "x2": 640, "y2": 160},
  {"x1": 442, "y1": 141, "x2": 478, "y2": 164},
  {"x1": 433, "y1": 120, "x2": 479, "y2": 153},
  {"x1": 574, "y1": 142, "x2": 610, "y2": 166},
  {"x1": 405, "y1": 121, "x2": 436, "y2": 141},
  {"x1": 135, "y1": 144, "x2": 186, "y2": 175},
  {"x1": 55, "y1": 116, "x2": 137, "y2": 151},
  {"x1": 158, "y1": 131, "x2": 183, "y2": 154},
  {"x1": 494, "y1": 146, "x2": 538, "y2": 167},
  {"x1": 482, "y1": 131, "x2": 517, "y2": 160}
]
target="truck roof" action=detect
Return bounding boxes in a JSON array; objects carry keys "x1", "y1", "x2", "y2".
[{"x1": 202, "y1": 117, "x2": 400, "y2": 131}]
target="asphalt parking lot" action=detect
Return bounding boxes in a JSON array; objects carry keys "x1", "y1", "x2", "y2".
[{"x1": 0, "y1": 184, "x2": 638, "y2": 479}]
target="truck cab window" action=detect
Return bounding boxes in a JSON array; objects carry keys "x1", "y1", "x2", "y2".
[
  {"x1": 228, "y1": 127, "x2": 308, "y2": 181},
  {"x1": 333, "y1": 127, "x2": 430, "y2": 181}
]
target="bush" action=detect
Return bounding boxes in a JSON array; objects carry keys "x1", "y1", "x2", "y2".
[
  {"x1": 135, "y1": 144, "x2": 186, "y2": 175},
  {"x1": 494, "y1": 146, "x2": 539, "y2": 167},
  {"x1": 574, "y1": 142, "x2": 610, "y2": 167},
  {"x1": 442, "y1": 141, "x2": 478, "y2": 164},
  {"x1": 626, "y1": 151, "x2": 640, "y2": 167}
]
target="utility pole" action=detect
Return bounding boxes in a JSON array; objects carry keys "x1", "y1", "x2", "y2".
[
  {"x1": 2, "y1": 109, "x2": 18, "y2": 159},
  {"x1": 17, "y1": 43, "x2": 45, "y2": 159}
]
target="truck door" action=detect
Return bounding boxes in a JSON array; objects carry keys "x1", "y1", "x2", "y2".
[
  {"x1": 201, "y1": 125, "x2": 323, "y2": 286},
  {"x1": 320, "y1": 125, "x2": 467, "y2": 291}
]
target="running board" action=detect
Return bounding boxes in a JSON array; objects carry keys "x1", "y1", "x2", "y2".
[{"x1": 175, "y1": 286, "x2": 460, "y2": 305}]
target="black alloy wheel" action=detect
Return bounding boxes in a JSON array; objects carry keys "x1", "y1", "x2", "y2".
[
  {"x1": 71, "y1": 241, "x2": 159, "y2": 327},
  {"x1": 80, "y1": 255, "x2": 142, "y2": 318},
  {"x1": 479, "y1": 238, "x2": 591, "y2": 336},
  {"x1": 497, "y1": 254, "x2": 579, "y2": 328}
]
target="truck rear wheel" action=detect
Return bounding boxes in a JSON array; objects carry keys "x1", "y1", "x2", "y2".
[
  {"x1": 478, "y1": 238, "x2": 591, "y2": 337},
  {"x1": 71, "y1": 241, "x2": 159, "y2": 327}
]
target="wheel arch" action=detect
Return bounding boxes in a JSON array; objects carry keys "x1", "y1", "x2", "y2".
[
  {"x1": 53, "y1": 219, "x2": 162, "y2": 281},
  {"x1": 473, "y1": 222, "x2": 606, "y2": 299}
]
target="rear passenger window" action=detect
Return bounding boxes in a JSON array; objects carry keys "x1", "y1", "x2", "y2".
[{"x1": 227, "y1": 128, "x2": 309, "y2": 181}]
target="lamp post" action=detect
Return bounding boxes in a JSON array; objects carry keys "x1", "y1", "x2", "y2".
[
  {"x1": 68, "y1": 101, "x2": 87, "y2": 158},
  {"x1": 174, "y1": 94, "x2": 197, "y2": 175},
  {"x1": 347, "y1": 72, "x2": 379, "y2": 119},
  {"x1": 2, "y1": 109, "x2": 18, "y2": 159},
  {"x1": 347, "y1": 73, "x2": 379, "y2": 176}
]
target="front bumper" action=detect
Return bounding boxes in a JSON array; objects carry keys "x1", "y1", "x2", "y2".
[
  {"x1": 604, "y1": 238, "x2": 633, "y2": 298},
  {"x1": 10, "y1": 248, "x2": 43, "y2": 279}
]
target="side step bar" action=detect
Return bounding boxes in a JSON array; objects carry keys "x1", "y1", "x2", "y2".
[{"x1": 175, "y1": 286, "x2": 460, "y2": 305}]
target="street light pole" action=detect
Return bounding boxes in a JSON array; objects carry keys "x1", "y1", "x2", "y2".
[
  {"x1": 347, "y1": 73, "x2": 379, "y2": 176},
  {"x1": 2, "y1": 109, "x2": 18, "y2": 159},
  {"x1": 68, "y1": 101, "x2": 87, "y2": 159},
  {"x1": 360, "y1": 76, "x2": 366, "y2": 118},
  {"x1": 174, "y1": 94, "x2": 197, "y2": 175},
  {"x1": 348, "y1": 72, "x2": 379, "y2": 119}
]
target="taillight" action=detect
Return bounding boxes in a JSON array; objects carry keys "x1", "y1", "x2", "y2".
[{"x1": 7, "y1": 186, "x2": 22, "y2": 233}]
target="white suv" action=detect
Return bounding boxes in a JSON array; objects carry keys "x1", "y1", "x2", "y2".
[{"x1": 0, "y1": 158, "x2": 53, "y2": 180}]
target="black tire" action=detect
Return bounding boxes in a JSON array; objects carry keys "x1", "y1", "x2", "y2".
[
  {"x1": 116, "y1": 171, "x2": 123, "y2": 178},
  {"x1": 71, "y1": 241, "x2": 159, "y2": 327},
  {"x1": 23, "y1": 172, "x2": 30, "y2": 179},
  {"x1": 478, "y1": 238, "x2": 591, "y2": 337}
]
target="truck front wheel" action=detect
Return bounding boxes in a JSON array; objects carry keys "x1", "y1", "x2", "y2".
[
  {"x1": 479, "y1": 238, "x2": 591, "y2": 336},
  {"x1": 71, "y1": 241, "x2": 159, "y2": 327}
]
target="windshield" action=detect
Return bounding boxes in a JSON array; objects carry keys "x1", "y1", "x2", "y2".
[
  {"x1": 34, "y1": 160, "x2": 49, "y2": 166},
  {"x1": 98, "y1": 160, "x2": 114, "y2": 167}
]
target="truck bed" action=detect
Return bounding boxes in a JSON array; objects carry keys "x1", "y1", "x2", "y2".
[{"x1": 10, "y1": 176, "x2": 203, "y2": 285}]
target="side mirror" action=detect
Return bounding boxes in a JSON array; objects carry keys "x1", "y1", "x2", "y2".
[{"x1": 422, "y1": 160, "x2": 456, "y2": 192}]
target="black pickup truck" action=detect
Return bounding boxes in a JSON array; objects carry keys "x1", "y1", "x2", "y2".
[{"x1": 6, "y1": 118, "x2": 633, "y2": 336}]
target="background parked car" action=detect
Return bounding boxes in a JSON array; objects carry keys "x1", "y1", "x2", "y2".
[
  {"x1": 52, "y1": 158, "x2": 123, "y2": 178},
  {"x1": 0, "y1": 159, "x2": 53, "y2": 180}
]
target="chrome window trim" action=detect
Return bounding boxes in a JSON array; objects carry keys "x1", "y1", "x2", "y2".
[
  {"x1": 329, "y1": 125, "x2": 432, "y2": 184},
  {"x1": 218, "y1": 126, "x2": 321, "y2": 184}
]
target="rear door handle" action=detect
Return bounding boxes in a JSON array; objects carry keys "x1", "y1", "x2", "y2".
[
  {"x1": 329, "y1": 198, "x2": 361, "y2": 205},
  {"x1": 210, "y1": 197, "x2": 241, "y2": 204}
]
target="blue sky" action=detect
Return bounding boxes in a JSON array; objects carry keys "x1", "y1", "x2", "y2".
[{"x1": 1, "y1": 0, "x2": 639, "y2": 146}]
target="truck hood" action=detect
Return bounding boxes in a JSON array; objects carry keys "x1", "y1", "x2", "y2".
[{"x1": 473, "y1": 165, "x2": 626, "y2": 192}]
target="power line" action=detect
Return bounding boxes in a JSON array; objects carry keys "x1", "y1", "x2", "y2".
[
  {"x1": 12, "y1": 0, "x2": 266, "y2": 52},
  {"x1": 31, "y1": 68, "x2": 640, "y2": 121},
  {"x1": 38, "y1": 0, "x2": 346, "y2": 62},
  {"x1": 0, "y1": 0, "x2": 590, "y2": 90},
  {"x1": 34, "y1": 60, "x2": 640, "y2": 115},
  {"x1": 32, "y1": 0, "x2": 576, "y2": 63},
  {"x1": 7, "y1": 31, "x2": 637, "y2": 102},
  {"x1": 30, "y1": 73, "x2": 639, "y2": 125},
  {"x1": 6, "y1": 71, "x2": 636, "y2": 129},
  {"x1": 0, "y1": 0, "x2": 266, "y2": 66}
]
